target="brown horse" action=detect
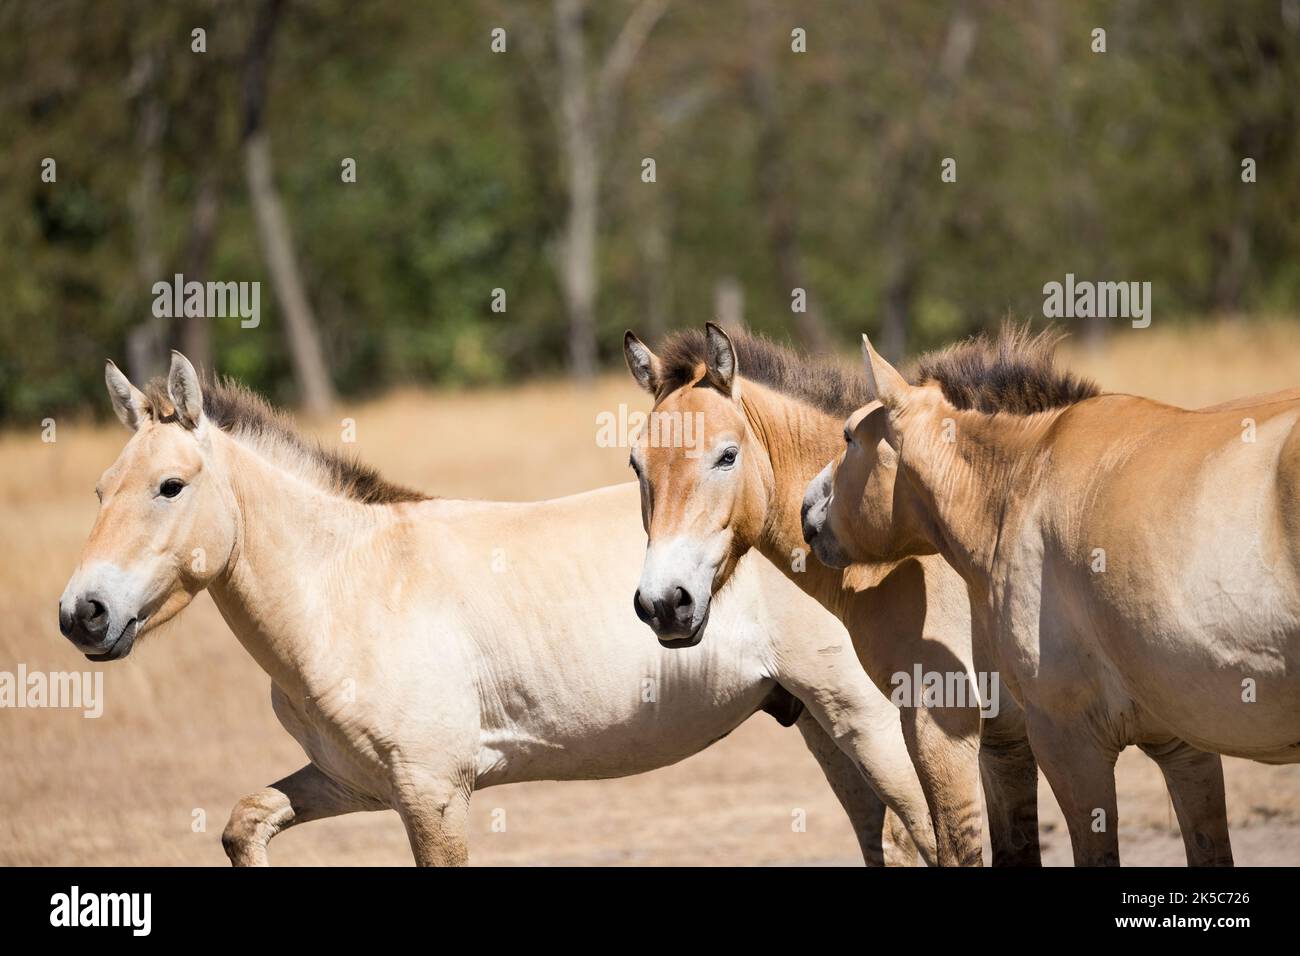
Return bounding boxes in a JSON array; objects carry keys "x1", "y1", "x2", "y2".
[
  {"x1": 623, "y1": 323, "x2": 1044, "y2": 866},
  {"x1": 802, "y1": 327, "x2": 1251, "y2": 866}
]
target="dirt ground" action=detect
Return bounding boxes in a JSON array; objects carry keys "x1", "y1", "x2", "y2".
[{"x1": 3, "y1": 321, "x2": 1299, "y2": 866}]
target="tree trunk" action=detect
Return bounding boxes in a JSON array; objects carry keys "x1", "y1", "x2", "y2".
[
  {"x1": 180, "y1": 164, "x2": 222, "y2": 373},
  {"x1": 713, "y1": 277, "x2": 745, "y2": 334},
  {"x1": 548, "y1": 0, "x2": 669, "y2": 380},
  {"x1": 244, "y1": 133, "x2": 333, "y2": 415},
  {"x1": 863, "y1": 3, "x2": 978, "y2": 362},
  {"x1": 746, "y1": 0, "x2": 830, "y2": 353},
  {"x1": 242, "y1": 0, "x2": 333, "y2": 416},
  {"x1": 638, "y1": 190, "x2": 672, "y2": 340},
  {"x1": 126, "y1": 46, "x2": 166, "y2": 384},
  {"x1": 178, "y1": 38, "x2": 226, "y2": 376},
  {"x1": 554, "y1": 0, "x2": 599, "y2": 381}
]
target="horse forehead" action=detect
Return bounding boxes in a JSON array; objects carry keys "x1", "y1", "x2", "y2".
[
  {"x1": 659, "y1": 383, "x2": 741, "y2": 432},
  {"x1": 104, "y1": 424, "x2": 198, "y2": 486},
  {"x1": 98, "y1": 428, "x2": 149, "y2": 488}
]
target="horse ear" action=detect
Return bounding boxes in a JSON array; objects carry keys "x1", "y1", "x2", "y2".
[
  {"x1": 624, "y1": 331, "x2": 662, "y2": 394},
  {"x1": 861, "y1": 334, "x2": 909, "y2": 409},
  {"x1": 703, "y1": 322, "x2": 737, "y2": 397},
  {"x1": 167, "y1": 351, "x2": 204, "y2": 430},
  {"x1": 105, "y1": 361, "x2": 150, "y2": 432}
]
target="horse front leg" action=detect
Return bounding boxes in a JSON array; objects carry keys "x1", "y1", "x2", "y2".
[
  {"x1": 898, "y1": 701, "x2": 984, "y2": 866},
  {"x1": 775, "y1": 654, "x2": 938, "y2": 865},
  {"x1": 391, "y1": 768, "x2": 474, "y2": 867},
  {"x1": 979, "y1": 696, "x2": 1043, "y2": 866},
  {"x1": 223, "y1": 763, "x2": 375, "y2": 866},
  {"x1": 794, "y1": 708, "x2": 916, "y2": 866}
]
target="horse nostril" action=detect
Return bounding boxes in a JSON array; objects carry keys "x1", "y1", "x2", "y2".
[
  {"x1": 74, "y1": 594, "x2": 109, "y2": 636},
  {"x1": 58, "y1": 603, "x2": 74, "y2": 637},
  {"x1": 673, "y1": 587, "x2": 692, "y2": 610},
  {"x1": 633, "y1": 590, "x2": 654, "y2": 626}
]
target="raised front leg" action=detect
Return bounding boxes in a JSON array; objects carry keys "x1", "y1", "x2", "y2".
[
  {"x1": 1139, "y1": 738, "x2": 1233, "y2": 867},
  {"x1": 1026, "y1": 709, "x2": 1121, "y2": 866},
  {"x1": 979, "y1": 697, "x2": 1042, "y2": 866},
  {"x1": 795, "y1": 709, "x2": 916, "y2": 866},
  {"x1": 223, "y1": 763, "x2": 377, "y2": 866}
]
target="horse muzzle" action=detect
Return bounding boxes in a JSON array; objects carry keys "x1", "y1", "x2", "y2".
[
  {"x1": 633, "y1": 586, "x2": 709, "y2": 648},
  {"x1": 58, "y1": 593, "x2": 142, "y2": 661}
]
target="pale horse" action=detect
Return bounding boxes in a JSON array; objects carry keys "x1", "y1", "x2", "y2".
[{"x1": 57, "y1": 352, "x2": 936, "y2": 865}]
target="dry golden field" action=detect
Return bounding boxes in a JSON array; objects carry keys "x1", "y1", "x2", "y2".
[{"x1": 3, "y1": 320, "x2": 1299, "y2": 866}]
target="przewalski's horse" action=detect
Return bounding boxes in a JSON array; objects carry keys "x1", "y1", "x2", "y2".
[
  {"x1": 622, "y1": 323, "x2": 1044, "y2": 867},
  {"x1": 58, "y1": 351, "x2": 937, "y2": 865},
  {"x1": 803, "y1": 327, "x2": 1246, "y2": 866}
]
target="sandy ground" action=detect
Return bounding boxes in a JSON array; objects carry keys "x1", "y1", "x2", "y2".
[{"x1": 3, "y1": 321, "x2": 1299, "y2": 866}]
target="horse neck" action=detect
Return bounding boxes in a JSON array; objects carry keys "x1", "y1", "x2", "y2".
[
  {"x1": 739, "y1": 381, "x2": 853, "y2": 611},
  {"x1": 909, "y1": 406, "x2": 1057, "y2": 594},
  {"x1": 206, "y1": 431, "x2": 391, "y2": 695}
]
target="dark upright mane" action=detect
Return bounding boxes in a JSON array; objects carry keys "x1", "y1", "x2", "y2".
[
  {"x1": 142, "y1": 377, "x2": 429, "y2": 505},
  {"x1": 909, "y1": 325, "x2": 1100, "y2": 415},
  {"x1": 654, "y1": 324, "x2": 1098, "y2": 419},
  {"x1": 656, "y1": 329, "x2": 872, "y2": 416}
]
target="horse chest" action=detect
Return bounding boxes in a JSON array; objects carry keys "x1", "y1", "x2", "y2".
[{"x1": 269, "y1": 684, "x2": 392, "y2": 795}]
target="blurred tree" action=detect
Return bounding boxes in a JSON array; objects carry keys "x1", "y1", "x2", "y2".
[
  {"x1": 241, "y1": 0, "x2": 334, "y2": 415},
  {"x1": 744, "y1": 0, "x2": 830, "y2": 352},
  {"x1": 509, "y1": 0, "x2": 670, "y2": 380},
  {"x1": 2, "y1": 0, "x2": 1299, "y2": 422},
  {"x1": 124, "y1": 29, "x2": 167, "y2": 383}
]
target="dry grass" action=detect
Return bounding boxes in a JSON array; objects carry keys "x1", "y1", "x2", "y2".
[
  {"x1": 1060, "y1": 317, "x2": 1300, "y2": 408},
  {"x1": 2, "y1": 319, "x2": 1298, "y2": 865}
]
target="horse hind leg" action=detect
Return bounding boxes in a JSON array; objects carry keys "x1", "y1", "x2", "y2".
[
  {"x1": 1138, "y1": 737, "x2": 1234, "y2": 867},
  {"x1": 1025, "y1": 708, "x2": 1121, "y2": 866},
  {"x1": 223, "y1": 763, "x2": 375, "y2": 866},
  {"x1": 794, "y1": 709, "x2": 917, "y2": 866}
]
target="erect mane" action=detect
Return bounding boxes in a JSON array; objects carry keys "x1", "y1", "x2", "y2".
[
  {"x1": 656, "y1": 328, "x2": 872, "y2": 416},
  {"x1": 909, "y1": 325, "x2": 1100, "y2": 415},
  {"x1": 141, "y1": 376, "x2": 429, "y2": 505}
]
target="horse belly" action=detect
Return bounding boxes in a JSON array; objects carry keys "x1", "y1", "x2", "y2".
[
  {"x1": 1065, "y1": 444, "x2": 1300, "y2": 756},
  {"x1": 1074, "y1": 580, "x2": 1300, "y2": 757},
  {"x1": 473, "y1": 675, "x2": 771, "y2": 787}
]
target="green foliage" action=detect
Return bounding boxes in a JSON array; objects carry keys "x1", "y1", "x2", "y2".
[{"x1": 1, "y1": 0, "x2": 1298, "y2": 421}]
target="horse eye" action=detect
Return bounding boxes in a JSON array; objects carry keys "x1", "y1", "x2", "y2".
[
  {"x1": 717, "y1": 447, "x2": 738, "y2": 468},
  {"x1": 844, "y1": 427, "x2": 854, "y2": 446},
  {"x1": 160, "y1": 478, "x2": 185, "y2": 499}
]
